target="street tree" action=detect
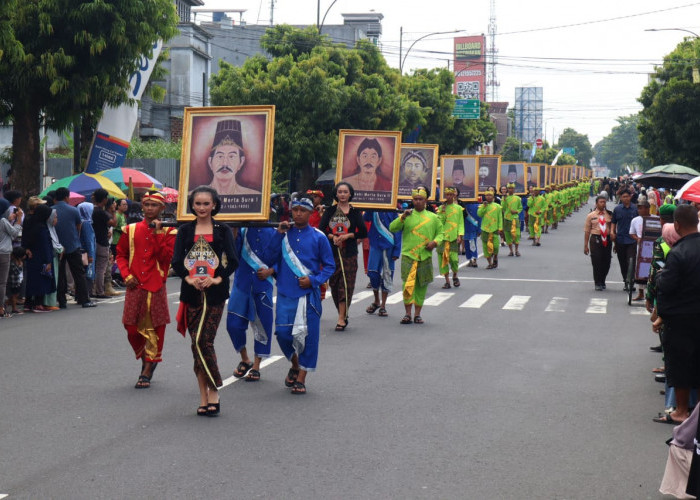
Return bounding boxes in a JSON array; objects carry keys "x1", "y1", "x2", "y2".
[
  {"x1": 639, "y1": 38, "x2": 700, "y2": 167},
  {"x1": 0, "y1": 0, "x2": 179, "y2": 194},
  {"x1": 401, "y1": 68, "x2": 496, "y2": 154},
  {"x1": 555, "y1": 128, "x2": 593, "y2": 166},
  {"x1": 593, "y1": 114, "x2": 648, "y2": 176}
]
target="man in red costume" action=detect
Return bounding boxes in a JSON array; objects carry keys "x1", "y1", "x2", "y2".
[{"x1": 116, "y1": 191, "x2": 177, "y2": 389}]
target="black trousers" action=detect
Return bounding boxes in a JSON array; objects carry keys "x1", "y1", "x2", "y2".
[
  {"x1": 615, "y1": 242, "x2": 637, "y2": 283},
  {"x1": 58, "y1": 249, "x2": 90, "y2": 306},
  {"x1": 589, "y1": 235, "x2": 612, "y2": 286}
]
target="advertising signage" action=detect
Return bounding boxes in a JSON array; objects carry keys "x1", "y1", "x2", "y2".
[{"x1": 453, "y1": 35, "x2": 485, "y2": 102}]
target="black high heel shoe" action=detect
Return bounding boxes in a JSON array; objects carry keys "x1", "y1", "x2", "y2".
[{"x1": 206, "y1": 400, "x2": 220, "y2": 417}]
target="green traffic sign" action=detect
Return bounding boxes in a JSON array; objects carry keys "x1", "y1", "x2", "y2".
[{"x1": 453, "y1": 99, "x2": 480, "y2": 120}]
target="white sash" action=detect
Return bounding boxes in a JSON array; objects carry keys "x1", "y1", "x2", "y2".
[{"x1": 283, "y1": 233, "x2": 311, "y2": 354}]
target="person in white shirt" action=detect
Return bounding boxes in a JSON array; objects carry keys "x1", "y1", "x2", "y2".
[{"x1": 629, "y1": 198, "x2": 650, "y2": 301}]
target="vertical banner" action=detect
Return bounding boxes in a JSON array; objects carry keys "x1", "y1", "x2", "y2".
[
  {"x1": 453, "y1": 36, "x2": 486, "y2": 101},
  {"x1": 85, "y1": 41, "x2": 163, "y2": 173}
]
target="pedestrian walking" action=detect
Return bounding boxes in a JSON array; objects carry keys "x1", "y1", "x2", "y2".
[
  {"x1": 610, "y1": 188, "x2": 638, "y2": 291},
  {"x1": 583, "y1": 195, "x2": 613, "y2": 291}
]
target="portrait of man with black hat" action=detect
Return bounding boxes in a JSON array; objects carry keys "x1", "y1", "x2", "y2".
[
  {"x1": 204, "y1": 119, "x2": 261, "y2": 196},
  {"x1": 526, "y1": 166, "x2": 538, "y2": 189},
  {"x1": 501, "y1": 163, "x2": 525, "y2": 193},
  {"x1": 447, "y1": 158, "x2": 474, "y2": 198}
]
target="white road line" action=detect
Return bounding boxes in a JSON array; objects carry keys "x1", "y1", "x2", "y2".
[
  {"x1": 386, "y1": 292, "x2": 404, "y2": 304},
  {"x1": 423, "y1": 292, "x2": 454, "y2": 306},
  {"x1": 0, "y1": 494, "x2": 8, "y2": 499},
  {"x1": 502, "y1": 295, "x2": 531, "y2": 311},
  {"x1": 585, "y1": 298, "x2": 608, "y2": 314},
  {"x1": 351, "y1": 291, "x2": 374, "y2": 304},
  {"x1": 441, "y1": 277, "x2": 623, "y2": 284},
  {"x1": 545, "y1": 297, "x2": 568, "y2": 312},
  {"x1": 220, "y1": 355, "x2": 284, "y2": 388},
  {"x1": 630, "y1": 308, "x2": 651, "y2": 316},
  {"x1": 459, "y1": 294, "x2": 492, "y2": 309}
]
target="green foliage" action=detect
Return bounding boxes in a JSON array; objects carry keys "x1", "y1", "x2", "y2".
[
  {"x1": 638, "y1": 38, "x2": 700, "y2": 167},
  {"x1": 555, "y1": 128, "x2": 593, "y2": 166},
  {"x1": 127, "y1": 139, "x2": 181, "y2": 159},
  {"x1": 1, "y1": 0, "x2": 179, "y2": 193},
  {"x1": 401, "y1": 68, "x2": 496, "y2": 154},
  {"x1": 500, "y1": 136, "x2": 527, "y2": 161},
  {"x1": 260, "y1": 25, "x2": 323, "y2": 60},
  {"x1": 593, "y1": 114, "x2": 648, "y2": 176}
]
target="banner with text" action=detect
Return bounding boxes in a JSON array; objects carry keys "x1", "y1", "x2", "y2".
[
  {"x1": 86, "y1": 41, "x2": 162, "y2": 174},
  {"x1": 453, "y1": 35, "x2": 486, "y2": 102}
]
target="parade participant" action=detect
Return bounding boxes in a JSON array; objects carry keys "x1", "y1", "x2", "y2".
[
  {"x1": 529, "y1": 188, "x2": 546, "y2": 246},
  {"x1": 437, "y1": 187, "x2": 464, "y2": 288},
  {"x1": 583, "y1": 195, "x2": 613, "y2": 291},
  {"x1": 306, "y1": 189, "x2": 325, "y2": 228},
  {"x1": 52, "y1": 187, "x2": 95, "y2": 308},
  {"x1": 262, "y1": 197, "x2": 335, "y2": 395},
  {"x1": 364, "y1": 209, "x2": 401, "y2": 317},
  {"x1": 629, "y1": 199, "x2": 650, "y2": 300},
  {"x1": 543, "y1": 186, "x2": 553, "y2": 233},
  {"x1": 463, "y1": 201, "x2": 481, "y2": 267},
  {"x1": 318, "y1": 182, "x2": 367, "y2": 331},
  {"x1": 0, "y1": 198, "x2": 21, "y2": 318},
  {"x1": 478, "y1": 189, "x2": 503, "y2": 269},
  {"x1": 116, "y1": 191, "x2": 178, "y2": 389},
  {"x1": 610, "y1": 188, "x2": 638, "y2": 291},
  {"x1": 389, "y1": 186, "x2": 444, "y2": 325},
  {"x1": 501, "y1": 183, "x2": 523, "y2": 257},
  {"x1": 655, "y1": 204, "x2": 700, "y2": 425},
  {"x1": 226, "y1": 225, "x2": 276, "y2": 382},
  {"x1": 172, "y1": 187, "x2": 237, "y2": 415}
]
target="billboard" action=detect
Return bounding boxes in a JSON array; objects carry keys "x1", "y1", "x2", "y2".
[{"x1": 453, "y1": 36, "x2": 485, "y2": 101}]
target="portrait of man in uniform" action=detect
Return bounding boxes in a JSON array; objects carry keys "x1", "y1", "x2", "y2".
[
  {"x1": 477, "y1": 156, "x2": 500, "y2": 193},
  {"x1": 500, "y1": 163, "x2": 525, "y2": 193},
  {"x1": 441, "y1": 156, "x2": 477, "y2": 201}
]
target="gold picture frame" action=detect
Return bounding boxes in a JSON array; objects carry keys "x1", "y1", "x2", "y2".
[
  {"x1": 477, "y1": 155, "x2": 501, "y2": 194},
  {"x1": 397, "y1": 144, "x2": 439, "y2": 200},
  {"x1": 440, "y1": 155, "x2": 478, "y2": 202},
  {"x1": 177, "y1": 105, "x2": 275, "y2": 222}
]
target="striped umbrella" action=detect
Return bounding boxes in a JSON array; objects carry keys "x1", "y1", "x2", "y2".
[
  {"x1": 97, "y1": 167, "x2": 163, "y2": 192},
  {"x1": 675, "y1": 176, "x2": 700, "y2": 203},
  {"x1": 40, "y1": 173, "x2": 125, "y2": 199}
]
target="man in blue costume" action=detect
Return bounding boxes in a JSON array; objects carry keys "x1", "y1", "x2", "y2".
[
  {"x1": 263, "y1": 198, "x2": 335, "y2": 395},
  {"x1": 227, "y1": 226, "x2": 277, "y2": 382},
  {"x1": 363, "y1": 210, "x2": 401, "y2": 318},
  {"x1": 463, "y1": 202, "x2": 481, "y2": 267}
]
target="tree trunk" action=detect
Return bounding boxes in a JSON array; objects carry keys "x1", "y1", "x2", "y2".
[{"x1": 11, "y1": 100, "x2": 41, "y2": 197}]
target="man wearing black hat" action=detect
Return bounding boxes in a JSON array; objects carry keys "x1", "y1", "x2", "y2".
[
  {"x1": 504, "y1": 164, "x2": 524, "y2": 192},
  {"x1": 449, "y1": 159, "x2": 474, "y2": 198},
  {"x1": 205, "y1": 119, "x2": 260, "y2": 196},
  {"x1": 344, "y1": 138, "x2": 393, "y2": 192},
  {"x1": 526, "y1": 166, "x2": 537, "y2": 189}
]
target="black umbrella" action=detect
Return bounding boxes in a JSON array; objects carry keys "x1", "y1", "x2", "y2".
[{"x1": 635, "y1": 172, "x2": 698, "y2": 190}]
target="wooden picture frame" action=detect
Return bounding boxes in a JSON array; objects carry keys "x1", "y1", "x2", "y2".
[
  {"x1": 477, "y1": 155, "x2": 501, "y2": 194},
  {"x1": 336, "y1": 130, "x2": 402, "y2": 209},
  {"x1": 398, "y1": 144, "x2": 439, "y2": 200},
  {"x1": 500, "y1": 162, "x2": 527, "y2": 195},
  {"x1": 177, "y1": 105, "x2": 275, "y2": 222},
  {"x1": 440, "y1": 155, "x2": 478, "y2": 202}
]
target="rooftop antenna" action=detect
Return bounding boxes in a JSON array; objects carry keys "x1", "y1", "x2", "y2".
[{"x1": 486, "y1": 0, "x2": 500, "y2": 101}]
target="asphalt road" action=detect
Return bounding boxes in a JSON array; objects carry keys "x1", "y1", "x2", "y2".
[{"x1": 0, "y1": 199, "x2": 674, "y2": 499}]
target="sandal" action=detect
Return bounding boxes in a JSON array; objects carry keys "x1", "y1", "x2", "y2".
[
  {"x1": 400, "y1": 315, "x2": 412, "y2": 325},
  {"x1": 233, "y1": 361, "x2": 253, "y2": 378},
  {"x1": 453, "y1": 277, "x2": 460, "y2": 287},
  {"x1": 134, "y1": 375, "x2": 151, "y2": 389},
  {"x1": 206, "y1": 401, "x2": 220, "y2": 417},
  {"x1": 515, "y1": 251, "x2": 521, "y2": 257},
  {"x1": 377, "y1": 307, "x2": 388, "y2": 317},
  {"x1": 291, "y1": 381, "x2": 306, "y2": 395},
  {"x1": 413, "y1": 316, "x2": 424, "y2": 324},
  {"x1": 366, "y1": 302, "x2": 380, "y2": 314},
  {"x1": 245, "y1": 369, "x2": 260, "y2": 382},
  {"x1": 335, "y1": 322, "x2": 347, "y2": 331},
  {"x1": 197, "y1": 405, "x2": 208, "y2": 416},
  {"x1": 285, "y1": 368, "x2": 300, "y2": 387},
  {"x1": 442, "y1": 282, "x2": 451, "y2": 289},
  {"x1": 486, "y1": 264, "x2": 495, "y2": 269}
]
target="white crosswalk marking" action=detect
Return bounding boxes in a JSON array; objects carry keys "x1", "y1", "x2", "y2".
[
  {"x1": 423, "y1": 292, "x2": 454, "y2": 306},
  {"x1": 585, "y1": 298, "x2": 608, "y2": 314},
  {"x1": 351, "y1": 291, "x2": 374, "y2": 304},
  {"x1": 502, "y1": 295, "x2": 531, "y2": 310},
  {"x1": 630, "y1": 308, "x2": 650, "y2": 316},
  {"x1": 545, "y1": 297, "x2": 568, "y2": 312},
  {"x1": 386, "y1": 292, "x2": 404, "y2": 304},
  {"x1": 459, "y1": 294, "x2": 493, "y2": 308}
]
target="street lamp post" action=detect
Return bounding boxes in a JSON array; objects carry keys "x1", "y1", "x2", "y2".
[
  {"x1": 645, "y1": 28, "x2": 700, "y2": 38},
  {"x1": 399, "y1": 28, "x2": 461, "y2": 74},
  {"x1": 317, "y1": 0, "x2": 339, "y2": 34}
]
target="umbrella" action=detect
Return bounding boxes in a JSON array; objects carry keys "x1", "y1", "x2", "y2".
[
  {"x1": 40, "y1": 173, "x2": 125, "y2": 199},
  {"x1": 635, "y1": 164, "x2": 700, "y2": 190},
  {"x1": 97, "y1": 167, "x2": 163, "y2": 192},
  {"x1": 675, "y1": 176, "x2": 700, "y2": 203},
  {"x1": 68, "y1": 192, "x2": 85, "y2": 206},
  {"x1": 161, "y1": 187, "x2": 179, "y2": 203}
]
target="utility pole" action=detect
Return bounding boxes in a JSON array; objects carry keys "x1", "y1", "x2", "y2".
[
  {"x1": 270, "y1": 0, "x2": 275, "y2": 26},
  {"x1": 399, "y1": 26, "x2": 403, "y2": 73}
]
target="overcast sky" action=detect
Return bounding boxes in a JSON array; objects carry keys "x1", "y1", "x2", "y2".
[{"x1": 201, "y1": 0, "x2": 700, "y2": 146}]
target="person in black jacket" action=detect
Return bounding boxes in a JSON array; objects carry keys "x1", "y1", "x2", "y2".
[
  {"x1": 655, "y1": 204, "x2": 700, "y2": 425},
  {"x1": 318, "y1": 182, "x2": 367, "y2": 331},
  {"x1": 172, "y1": 186, "x2": 238, "y2": 417}
]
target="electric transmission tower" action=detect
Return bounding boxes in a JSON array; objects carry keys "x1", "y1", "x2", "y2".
[{"x1": 486, "y1": 0, "x2": 499, "y2": 101}]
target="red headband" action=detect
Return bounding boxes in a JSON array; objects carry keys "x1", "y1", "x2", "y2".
[
  {"x1": 306, "y1": 189, "x2": 324, "y2": 198},
  {"x1": 142, "y1": 192, "x2": 166, "y2": 206}
]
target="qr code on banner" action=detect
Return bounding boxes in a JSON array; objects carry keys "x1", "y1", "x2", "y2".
[{"x1": 457, "y1": 81, "x2": 480, "y2": 99}]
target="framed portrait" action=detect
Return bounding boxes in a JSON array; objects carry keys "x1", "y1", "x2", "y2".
[
  {"x1": 336, "y1": 129, "x2": 401, "y2": 209},
  {"x1": 525, "y1": 164, "x2": 541, "y2": 190},
  {"x1": 397, "y1": 144, "x2": 438, "y2": 200},
  {"x1": 546, "y1": 165, "x2": 557, "y2": 185},
  {"x1": 500, "y1": 162, "x2": 527, "y2": 195},
  {"x1": 538, "y1": 164, "x2": 547, "y2": 188},
  {"x1": 177, "y1": 106, "x2": 275, "y2": 222},
  {"x1": 441, "y1": 155, "x2": 478, "y2": 202},
  {"x1": 477, "y1": 155, "x2": 501, "y2": 194}
]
